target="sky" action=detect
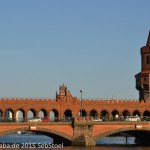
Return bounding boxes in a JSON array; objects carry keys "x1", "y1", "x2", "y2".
[{"x1": 0, "y1": 0, "x2": 150, "y2": 99}]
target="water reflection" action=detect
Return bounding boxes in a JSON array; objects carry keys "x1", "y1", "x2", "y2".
[
  {"x1": 0, "y1": 133, "x2": 52, "y2": 144},
  {"x1": 97, "y1": 136, "x2": 135, "y2": 145}
]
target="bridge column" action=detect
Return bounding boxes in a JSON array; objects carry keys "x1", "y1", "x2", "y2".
[
  {"x1": 35, "y1": 111, "x2": 38, "y2": 118},
  {"x1": 108, "y1": 111, "x2": 111, "y2": 121},
  {"x1": 72, "y1": 122, "x2": 95, "y2": 146},
  {"x1": 12, "y1": 110, "x2": 16, "y2": 119},
  {"x1": 23, "y1": 113, "x2": 28, "y2": 122},
  {"x1": 14, "y1": 111, "x2": 18, "y2": 122},
  {"x1": 140, "y1": 111, "x2": 143, "y2": 120},
  {"x1": 47, "y1": 113, "x2": 50, "y2": 119}
]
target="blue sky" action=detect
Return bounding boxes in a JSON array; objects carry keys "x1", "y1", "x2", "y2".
[{"x1": 0, "y1": 1, "x2": 150, "y2": 99}]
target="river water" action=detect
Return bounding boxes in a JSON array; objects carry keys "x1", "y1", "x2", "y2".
[{"x1": 0, "y1": 133, "x2": 149, "y2": 150}]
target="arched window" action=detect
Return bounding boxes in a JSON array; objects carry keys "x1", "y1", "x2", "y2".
[
  {"x1": 89, "y1": 109, "x2": 98, "y2": 117},
  {"x1": 50, "y1": 109, "x2": 59, "y2": 122},
  {"x1": 147, "y1": 55, "x2": 150, "y2": 64},
  {"x1": 79, "y1": 109, "x2": 87, "y2": 117}
]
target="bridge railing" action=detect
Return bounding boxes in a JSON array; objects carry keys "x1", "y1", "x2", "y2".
[
  {"x1": 0, "y1": 116, "x2": 150, "y2": 123},
  {"x1": 92, "y1": 116, "x2": 150, "y2": 122},
  {"x1": 76, "y1": 116, "x2": 150, "y2": 122},
  {"x1": 0, "y1": 117, "x2": 73, "y2": 123}
]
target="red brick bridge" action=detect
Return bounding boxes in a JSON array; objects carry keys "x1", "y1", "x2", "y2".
[
  {"x1": 0, "y1": 121, "x2": 149, "y2": 146},
  {"x1": 0, "y1": 85, "x2": 150, "y2": 122},
  {"x1": 0, "y1": 85, "x2": 150, "y2": 146}
]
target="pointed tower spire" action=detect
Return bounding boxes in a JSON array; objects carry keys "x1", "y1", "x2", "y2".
[{"x1": 146, "y1": 30, "x2": 150, "y2": 46}]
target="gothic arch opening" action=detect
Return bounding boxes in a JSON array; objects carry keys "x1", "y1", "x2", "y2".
[
  {"x1": 132, "y1": 110, "x2": 141, "y2": 116},
  {"x1": 50, "y1": 109, "x2": 59, "y2": 122},
  {"x1": 122, "y1": 110, "x2": 130, "y2": 117},
  {"x1": 111, "y1": 110, "x2": 119, "y2": 116},
  {"x1": 89, "y1": 109, "x2": 98, "y2": 118},
  {"x1": 38, "y1": 109, "x2": 47, "y2": 118},
  {"x1": 143, "y1": 110, "x2": 150, "y2": 121},
  {"x1": 64, "y1": 109, "x2": 72, "y2": 117},
  {"x1": 0, "y1": 127, "x2": 72, "y2": 146},
  {"x1": 79, "y1": 109, "x2": 87, "y2": 117},
  {"x1": 63, "y1": 109, "x2": 72, "y2": 122},
  {"x1": 94, "y1": 129, "x2": 150, "y2": 145},
  {"x1": 143, "y1": 110, "x2": 150, "y2": 116},
  {"x1": 111, "y1": 110, "x2": 119, "y2": 121},
  {"x1": 5, "y1": 109, "x2": 14, "y2": 121},
  {"x1": 27, "y1": 109, "x2": 36, "y2": 119},
  {"x1": 100, "y1": 110, "x2": 108, "y2": 121},
  {"x1": 16, "y1": 109, "x2": 25, "y2": 122}
]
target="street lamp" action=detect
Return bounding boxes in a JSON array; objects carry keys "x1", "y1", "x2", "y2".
[{"x1": 80, "y1": 90, "x2": 82, "y2": 117}]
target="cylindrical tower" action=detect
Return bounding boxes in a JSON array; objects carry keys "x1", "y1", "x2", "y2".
[{"x1": 135, "y1": 31, "x2": 150, "y2": 101}]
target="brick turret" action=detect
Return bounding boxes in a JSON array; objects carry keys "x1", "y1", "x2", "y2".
[
  {"x1": 56, "y1": 84, "x2": 74, "y2": 102},
  {"x1": 135, "y1": 31, "x2": 150, "y2": 101}
]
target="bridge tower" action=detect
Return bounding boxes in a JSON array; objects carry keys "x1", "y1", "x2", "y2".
[
  {"x1": 135, "y1": 31, "x2": 150, "y2": 101},
  {"x1": 56, "y1": 84, "x2": 73, "y2": 101}
]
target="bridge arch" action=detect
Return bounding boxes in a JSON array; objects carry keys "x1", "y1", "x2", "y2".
[
  {"x1": 50, "y1": 109, "x2": 59, "y2": 121},
  {"x1": 38, "y1": 109, "x2": 47, "y2": 117},
  {"x1": 100, "y1": 110, "x2": 108, "y2": 116},
  {"x1": 111, "y1": 110, "x2": 119, "y2": 116},
  {"x1": 122, "y1": 110, "x2": 130, "y2": 116},
  {"x1": 111, "y1": 110, "x2": 119, "y2": 121},
  {"x1": 132, "y1": 110, "x2": 141, "y2": 116},
  {"x1": 35, "y1": 126, "x2": 73, "y2": 145},
  {"x1": 64, "y1": 109, "x2": 72, "y2": 117},
  {"x1": 79, "y1": 109, "x2": 87, "y2": 117},
  {"x1": 27, "y1": 109, "x2": 36, "y2": 118},
  {"x1": 5, "y1": 108, "x2": 14, "y2": 119},
  {"x1": 94, "y1": 126, "x2": 150, "y2": 142},
  {"x1": 0, "y1": 126, "x2": 73, "y2": 145},
  {"x1": 89, "y1": 109, "x2": 98, "y2": 118},
  {"x1": 100, "y1": 110, "x2": 109, "y2": 121},
  {"x1": 16, "y1": 109, "x2": 25, "y2": 122},
  {"x1": 143, "y1": 110, "x2": 150, "y2": 116},
  {"x1": 94, "y1": 126, "x2": 133, "y2": 141}
]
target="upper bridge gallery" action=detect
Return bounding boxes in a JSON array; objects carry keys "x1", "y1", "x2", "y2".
[{"x1": 0, "y1": 32, "x2": 150, "y2": 146}]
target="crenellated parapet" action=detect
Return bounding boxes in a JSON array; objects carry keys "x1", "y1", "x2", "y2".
[
  {"x1": 0, "y1": 83, "x2": 149, "y2": 122},
  {"x1": 0, "y1": 97, "x2": 57, "y2": 104},
  {"x1": 0, "y1": 96, "x2": 148, "y2": 106}
]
